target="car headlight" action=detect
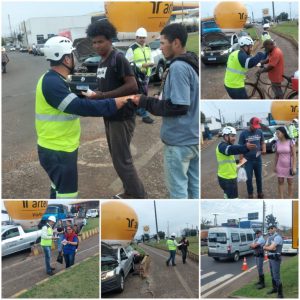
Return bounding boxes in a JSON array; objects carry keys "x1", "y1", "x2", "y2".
[
  {"x1": 201, "y1": 51, "x2": 204, "y2": 56},
  {"x1": 221, "y1": 49, "x2": 229, "y2": 55},
  {"x1": 101, "y1": 270, "x2": 115, "y2": 280}
]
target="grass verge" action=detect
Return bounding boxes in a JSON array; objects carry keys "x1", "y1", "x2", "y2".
[
  {"x1": 271, "y1": 21, "x2": 298, "y2": 41},
  {"x1": 81, "y1": 217, "x2": 99, "y2": 233},
  {"x1": 18, "y1": 255, "x2": 99, "y2": 298},
  {"x1": 246, "y1": 27, "x2": 259, "y2": 40},
  {"x1": 187, "y1": 32, "x2": 199, "y2": 55},
  {"x1": 231, "y1": 255, "x2": 298, "y2": 298}
]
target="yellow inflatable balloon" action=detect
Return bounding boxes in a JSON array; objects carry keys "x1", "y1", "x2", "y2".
[
  {"x1": 105, "y1": 1, "x2": 173, "y2": 40},
  {"x1": 101, "y1": 201, "x2": 138, "y2": 245},
  {"x1": 4, "y1": 200, "x2": 48, "y2": 230},
  {"x1": 214, "y1": 2, "x2": 248, "y2": 30},
  {"x1": 271, "y1": 101, "x2": 299, "y2": 122}
]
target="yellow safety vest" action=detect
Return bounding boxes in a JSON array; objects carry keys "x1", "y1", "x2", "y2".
[
  {"x1": 35, "y1": 73, "x2": 80, "y2": 152},
  {"x1": 261, "y1": 32, "x2": 271, "y2": 42},
  {"x1": 224, "y1": 50, "x2": 247, "y2": 89},
  {"x1": 216, "y1": 144, "x2": 237, "y2": 179},
  {"x1": 41, "y1": 225, "x2": 53, "y2": 247},
  {"x1": 131, "y1": 44, "x2": 152, "y2": 76},
  {"x1": 166, "y1": 239, "x2": 177, "y2": 251}
]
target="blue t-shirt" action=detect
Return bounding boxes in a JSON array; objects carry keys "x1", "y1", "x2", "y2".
[
  {"x1": 63, "y1": 236, "x2": 79, "y2": 254},
  {"x1": 160, "y1": 60, "x2": 199, "y2": 146},
  {"x1": 238, "y1": 129, "x2": 264, "y2": 160}
]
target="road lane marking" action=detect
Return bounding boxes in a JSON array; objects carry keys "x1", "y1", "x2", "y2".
[
  {"x1": 201, "y1": 274, "x2": 234, "y2": 293},
  {"x1": 201, "y1": 271, "x2": 217, "y2": 279}
]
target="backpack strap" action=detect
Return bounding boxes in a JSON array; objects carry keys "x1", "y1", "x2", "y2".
[{"x1": 170, "y1": 51, "x2": 199, "y2": 75}]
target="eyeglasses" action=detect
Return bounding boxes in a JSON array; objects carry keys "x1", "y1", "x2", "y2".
[{"x1": 67, "y1": 229, "x2": 72, "y2": 231}]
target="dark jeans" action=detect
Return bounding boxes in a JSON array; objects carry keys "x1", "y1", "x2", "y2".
[
  {"x1": 225, "y1": 85, "x2": 249, "y2": 99},
  {"x1": 38, "y1": 145, "x2": 78, "y2": 199},
  {"x1": 64, "y1": 253, "x2": 75, "y2": 268},
  {"x1": 244, "y1": 157, "x2": 263, "y2": 195},
  {"x1": 104, "y1": 118, "x2": 146, "y2": 198},
  {"x1": 218, "y1": 176, "x2": 238, "y2": 199},
  {"x1": 42, "y1": 246, "x2": 51, "y2": 274},
  {"x1": 166, "y1": 250, "x2": 176, "y2": 265},
  {"x1": 271, "y1": 83, "x2": 284, "y2": 99},
  {"x1": 181, "y1": 248, "x2": 188, "y2": 263}
]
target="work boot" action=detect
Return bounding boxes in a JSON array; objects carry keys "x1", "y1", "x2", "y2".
[
  {"x1": 257, "y1": 275, "x2": 265, "y2": 289},
  {"x1": 258, "y1": 193, "x2": 264, "y2": 199},
  {"x1": 267, "y1": 280, "x2": 278, "y2": 294},
  {"x1": 277, "y1": 283, "x2": 284, "y2": 298},
  {"x1": 142, "y1": 116, "x2": 154, "y2": 124},
  {"x1": 255, "y1": 276, "x2": 261, "y2": 285},
  {"x1": 248, "y1": 194, "x2": 254, "y2": 199}
]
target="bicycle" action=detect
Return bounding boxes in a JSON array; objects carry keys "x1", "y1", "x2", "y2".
[{"x1": 245, "y1": 70, "x2": 298, "y2": 99}]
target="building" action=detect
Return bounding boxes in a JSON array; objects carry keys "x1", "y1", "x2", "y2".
[{"x1": 202, "y1": 116, "x2": 222, "y2": 136}]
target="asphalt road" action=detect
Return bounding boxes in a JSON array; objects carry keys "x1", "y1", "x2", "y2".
[
  {"x1": 201, "y1": 26, "x2": 298, "y2": 99},
  {"x1": 106, "y1": 244, "x2": 199, "y2": 298},
  {"x1": 201, "y1": 253, "x2": 294, "y2": 298},
  {"x1": 1, "y1": 234, "x2": 99, "y2": 298},
  {"x1": 201, "y1": 134, "x2": 298, "y2": 199},
  {"x1": 2, "y1": 52, "x2": 168, "y2": 199}
]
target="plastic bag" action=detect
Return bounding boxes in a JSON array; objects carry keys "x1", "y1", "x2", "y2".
[{"x1": 237, "y1": 167, "x2": 248, "y2": 182}]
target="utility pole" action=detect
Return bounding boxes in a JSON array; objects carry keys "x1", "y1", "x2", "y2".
[
  {"x1": 219, "y1": 109, "x2": 222, "y2": 125},
  {"x1": 153, "y1": 201, "x2": 159, "y2": 243},
  {"x1": 213, "y1": 214, "x2": 218, "y2": 226},
  {"x1": 272, "y1": 1, "x2": 275, "y2": 22},
  {"x1": 289, "y1": 2, "x2": 292, "y2": 21},
  {"x1": 263, "y1": 201, "x2": 266, "y2": 233},
  {"x1": 8, "y1": 14, "x2": 13, "y2": 39}
]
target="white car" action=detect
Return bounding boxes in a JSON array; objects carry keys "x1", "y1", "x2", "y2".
[
  {"x1": 282, "y1": 239, "x2": 298, "y2": 255},
  {"x1": 86, "y1": 209, "x2": 98, "y2": 218},
  {"x1": 9, "y1": 47, "x2": 16, "y2": 51}
]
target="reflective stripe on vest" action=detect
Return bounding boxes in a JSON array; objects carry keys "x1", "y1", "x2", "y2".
[
  {"x1": 224, "y1": 50, "x2": 247, "y2": 89},
  {"x1": 216, "y1": 144, "x2": 237, "y2": 179},
  {"x1": 35, "y1": 73, "x2": 81, "y2": 152},
  {"x1": 132, "y1": 44, "x2": 152, "y2": 76},
  {"x1": 56, "y1": 191, "x2": 78, "y2": 199},
  {"x1": 41, "y1": 226, "x2": 53, "y2": 247},
  {"x1": 166, "y1": 239, "x2": 177, "y2": 250}
]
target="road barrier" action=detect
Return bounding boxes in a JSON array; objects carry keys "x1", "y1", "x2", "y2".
[
  {"x1": 139, "y1": 255, "x2": 151, "y2": 278},
  {"x1": 31, "y1": 227, "x2": 99, "y2": 256}
]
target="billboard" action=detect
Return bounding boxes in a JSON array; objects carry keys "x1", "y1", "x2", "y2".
[
  {"x1": 262, "y1": 8, "x2": 269, "y2": 16},
  {"x1": 248, "y1": 212, "x2": 259, "y2": 220}
]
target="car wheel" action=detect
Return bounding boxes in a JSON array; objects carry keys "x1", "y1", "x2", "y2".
[
  {"x1": 213, "y1": 257, "x2": 220, "y2": 261},
  {"x1": 117, "y1": 273, "x2": 125, "y2": 293},
  {"x1": 271, "y1": 142, "x2": 276, "y2": 153},
  {"x1": 155, "y1": 62, "x2": 165, "y2": 81},
  {"x1": 233, "y1": 252, "x2": 240, "y2": 262}
]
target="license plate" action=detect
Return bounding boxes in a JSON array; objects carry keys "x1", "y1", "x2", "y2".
[
  {"x1": 76, "y1": 85, "x2": 89, "y2": 91},
  {"x1": 208, "y1": 57, "x2": 217, "y2": 61}
]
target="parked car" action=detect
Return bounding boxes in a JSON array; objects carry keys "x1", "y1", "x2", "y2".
[
  {"x1": 101, "y1": 242, "x2": 135, "y2": 294},
  {"x1": 19, "y1": 47, "x2": 28, "y2": 53},
  {"x1": 148, "y1": 38, "x2": 167, "y2": 81},
  {"x1": 201, "y1": 32, "x2": 239, "y2": 65},
  {"x1": 261, "y1": 125, "x2": 289, "y2": 153},
  {"x1": 208, "y1": 227, "x2": 255, "y2": 261},
  {"x1": 281, "y1": 239, "x2": 298, "y2": 255},
  {"x1": 2, "y1": 225, "x2": 42, "y2": 256},
  {"x1": 36, "y1": 44, "x2": 45, "y2": 56},
  {"x1": 217, "y1": 129, "x2": 223, "y2": 137},
  {"x1": 9, "y1": 46, "x2": 16, "y2": 51},
  {"x1": 86, "y1": 209, "x2": 99, "y2": 218}
]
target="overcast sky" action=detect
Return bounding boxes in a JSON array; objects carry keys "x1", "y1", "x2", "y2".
[
  {"x1": 201, "y1": 200, "x2": 294, "y2": 228},
  {"x1": 201, "y1": 1, "x2": 299, "y2": 19},
  {"x1": 102, "y1": 200, "x2": 199, "y2": 238}
]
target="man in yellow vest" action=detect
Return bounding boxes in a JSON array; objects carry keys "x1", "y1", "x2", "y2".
[
  {"x1": 166, "y1": 233, "x2": 182, "y2": 266},
  {"x1": 224, "y1": 36, "x2": 265, "y2": 99},
  {"x1": 36, "y1": 36, "x2": 129, "y2": 199},
  {"x1": 216, "y1": 126, "x2": 256, "y2": 198},
  {"x1": 261, "y1": 23, "x2": 272, "y2": 42},
  {"x1": 41, "y1": 216, "x2": 56, "y2": 275},
  {"x1": 126, "y1": 27, "x2": 154, "y2": 124}
]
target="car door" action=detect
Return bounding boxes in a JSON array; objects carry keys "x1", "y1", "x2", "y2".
[
  {"x1": 2, "y1": 228, "x2": 21, "y2": 256},
  {"x1": 120, "y1": 248, "x2": 130, "y2": 276}
]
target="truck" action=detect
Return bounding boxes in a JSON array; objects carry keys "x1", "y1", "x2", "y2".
[
  {"x1": 41, "y1": 204, "x2": 68, "y2": 225},
  {"x1": 2, "y1": 225, "x2": 42, "y2": 256}
]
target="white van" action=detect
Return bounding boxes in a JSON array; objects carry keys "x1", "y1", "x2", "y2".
[
  {"x1": 208, "y1": 227, "x2": 255, "y2": 261},
  {"x1": 86, "y1": 209, "x2": 98, "y2": 218}
]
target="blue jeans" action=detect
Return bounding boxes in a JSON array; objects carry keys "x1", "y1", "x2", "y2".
[
  {"x1": 166, "y1": 250, "x2": 176, "y2": 265},
  {"x1": 136, "y1": 108, "x2": 149, "y2": 118},
  {"x1": 225, "y1": 85, "x2": 249, "y2": 99},
  {"x1": 164, "y1": 145, "x2": 199, "y2": 199},
  {"x1": 64, "y1": 253, "x2": 75, "y2": 268},
  {"x1": 42, "y1": 246, "x2": 52, "y2": 273},
  {"x1": 244, "y1": 157, "x2": 263, "y2": 195}
]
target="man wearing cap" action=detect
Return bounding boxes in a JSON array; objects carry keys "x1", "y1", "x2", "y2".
[
  {"x1": 263, "y1": 224, "x2": 284, "y2": 298},
  {"x1": 239, "y1": 118, "x2": 266, "y2": 198},
  {"x1": 250, "y1": 230, "x2": 266, "y2": 289},
  {"x1": 41, "y1": 216, "x2": 57, "y2": 275},
  {"x1": 166, "y1": 233, "x2": 182, "y2": 266},
  {"x1": 259, "y1": 40, "x2": 284, "y2": 99}
]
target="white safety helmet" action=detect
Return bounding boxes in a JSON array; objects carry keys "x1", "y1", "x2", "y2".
[
  {"x1": 135, "y1": 27, "x2": 148, "y2": 38},
  {"x1": 293, "y1": 118, "x2": 298, "y2": 123},
  {"x1": 44, "y1": 36, "x2": 75, "y2": 61},
  {"x1": 238, "y1": 36, "x2": 254, "y2": 47},
  {"x1": 171, "y1": 233, "x2": 176, "y2": 238},
  {"x1": 48, "y1": 216, "x2": 56, "y2": 223},
  {"x1": 222, "y1": 126, "x2": 237, "y2": 136},
  {"x1": 263, "y1": 23, "x2": 270, "y2": 29}
]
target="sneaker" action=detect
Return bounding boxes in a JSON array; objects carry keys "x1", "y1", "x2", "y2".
[
  {"x1": 142, "y1": 116, "x2": 154, "y2": 124},
  {"x1": 258, "y1": 193, "x2": 264, "y2": 199},
  {"x1": 51, "y1": 267, "x2": 55, "y2": 271},
  {"x1": 47, "y1": 271, "x2": 54, "y2": 276}
]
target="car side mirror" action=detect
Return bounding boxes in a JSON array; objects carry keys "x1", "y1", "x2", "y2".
[{"x1": 121, "y1": 255, "x2": 128, "y2": 261}]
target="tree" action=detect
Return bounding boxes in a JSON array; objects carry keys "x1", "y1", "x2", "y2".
[
  {"x1": 158, "y1": 231, "x2": 165, "y2": 240},
  {"x1": 201, "y1": 218, "x2": 212, "y2": 229},
  {"x1": 277, "y1": 12, "x2": 288, "y2": 21},
  {"x1": 265, "y1": 214, "x2": 278, "y2": 227},
  {"x1": 17, "y1": 33, "x2": 23, "y2": 43}
]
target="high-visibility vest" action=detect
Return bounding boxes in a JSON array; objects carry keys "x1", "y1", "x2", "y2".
[
  {"x1": 166, "y1": 239, "x2": 177, "y2": 251},
  {"x1": 261, "y1": 32, "x2": 272, "y2": 42},
  {"x1": 216, "y1": 144, "x2": 237, "y2": 179},
  {"x1": 41, "y1": 225, "x2": 53, "y2": 247},
  {"x1": 131, "y1": 43, "x2": 152, "y2": 76},
  {"x1": 224, "y1": 50, "x2": 247, "y2": 89},
  {"x1": 35, "y1": 73, "x2": 80, "y2": 152}
]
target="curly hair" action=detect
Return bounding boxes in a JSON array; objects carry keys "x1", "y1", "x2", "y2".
[{"x1": 86, "y1": 20, "x2": 117, "y2": 40}]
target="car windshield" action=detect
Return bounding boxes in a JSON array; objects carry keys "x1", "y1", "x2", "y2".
[
  {"x1": 283, "y1": 240, "x2": 292, "y2": 244},
  {"x1": 208, "y1": 232, "x2": 227, "y2": 243},
  {"x1": 45, "y1": 207, "x2": 58, "y2": 214},
  {"x1": 149, "y1": 40, "x2": 160, "y2": 50},
  {"x1": 203, "y1": 21, "x2": 218, "y2": 29}
]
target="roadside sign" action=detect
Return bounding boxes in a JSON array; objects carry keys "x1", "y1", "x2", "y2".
[
  {"x1": 248, "y1": 212, "x2": 259, "y2": 220},
  {"x1": 143, "y1": 225, "x2": 150, "y2": 233},
  {"x1": 292, "y1": 201, "x2": 298, "y2": 249}
]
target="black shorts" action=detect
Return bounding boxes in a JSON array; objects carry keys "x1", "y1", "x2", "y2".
[
  {"x1": 218, "y1": 176, "x2": 238, "y2": 199},
  {"x1": 38, "y1": 145, "x2": 78, "y2": 198}
]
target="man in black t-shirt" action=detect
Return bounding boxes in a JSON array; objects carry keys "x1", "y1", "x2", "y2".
[{"x1": 86, "y1": 20, "x2": 146, "y2": 199}]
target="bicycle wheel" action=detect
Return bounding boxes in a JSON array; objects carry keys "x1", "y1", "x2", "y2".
[
  {"x1": 245, "y1": 82, "x2": 264, "y2": 99},
  {"x1": 287, "y1": 91, "x2": 298, "y2": 99}
]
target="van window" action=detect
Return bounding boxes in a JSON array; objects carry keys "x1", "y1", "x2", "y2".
[
  {"x1": 231, "y1": 233, "x2": 240, "y2": 242},
  {"x1": 240, "y1": 233, "x2": 246, "y2": 242},
  {"x1": 247, "y1": 233, "x2": 254, "y2": 241},
  {"x1": 208, "y1": 233, "x2": 227, "y2": 244}
]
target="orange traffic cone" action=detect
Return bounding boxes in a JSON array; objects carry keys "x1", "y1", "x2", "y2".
[
  {"x1": 264, "y1": 252, "x2": 268, "y2": 261},
  {"x1": 241, "y1": 257, "x2": 249, "y2": 271}
]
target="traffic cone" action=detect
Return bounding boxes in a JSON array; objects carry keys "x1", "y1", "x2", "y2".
[
  {"x1": 264, "y1": 252, "x2": 268, "y2": 261},
  {"x1": 241, "y1": 257, "x2": 249, "y2": 271}
]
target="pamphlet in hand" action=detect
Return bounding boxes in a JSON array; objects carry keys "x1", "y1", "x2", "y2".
[
  {"x1": 256, "y1": 151, "x2": 261, "y2": 158},
  {"x1": 61, "y1": 239, "x2": 68, "y2": 246},
  {"x1": 237, "y1": 158, "x2": 247, "y2": 168}
]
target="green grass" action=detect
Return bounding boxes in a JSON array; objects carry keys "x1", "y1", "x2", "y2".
[
  {"x1": 231, "y1": 255, "x2": 298, "y2": 298},
  {"x1": 132, "y1": 244, "x2": 147, "y2": 256},
  {"x1": 201, "y1": 246, "x2": 208, "y2": 255},
  {"x1": 186, "y1": 32, "x2": 199, "y2": 55},
  {"x1": 246, "y1": 27, "x2": 259, "y2": 40},
  {"x1": 81, "y1": 217, "x2": 99, "y2": 233},
  {"x1": 271, "y1": 21, "x2": 298, "y2": 41},
  {"x1": 146, "y1": 236, "x2": 199, "y2": 255},
  {"x1": 18, "y1": 255, "x2": 99, "y2": 298}
]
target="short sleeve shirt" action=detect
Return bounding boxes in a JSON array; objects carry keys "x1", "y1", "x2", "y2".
[{"x1": 268, "y1": 47, "x2": 284, "y2": 83}]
